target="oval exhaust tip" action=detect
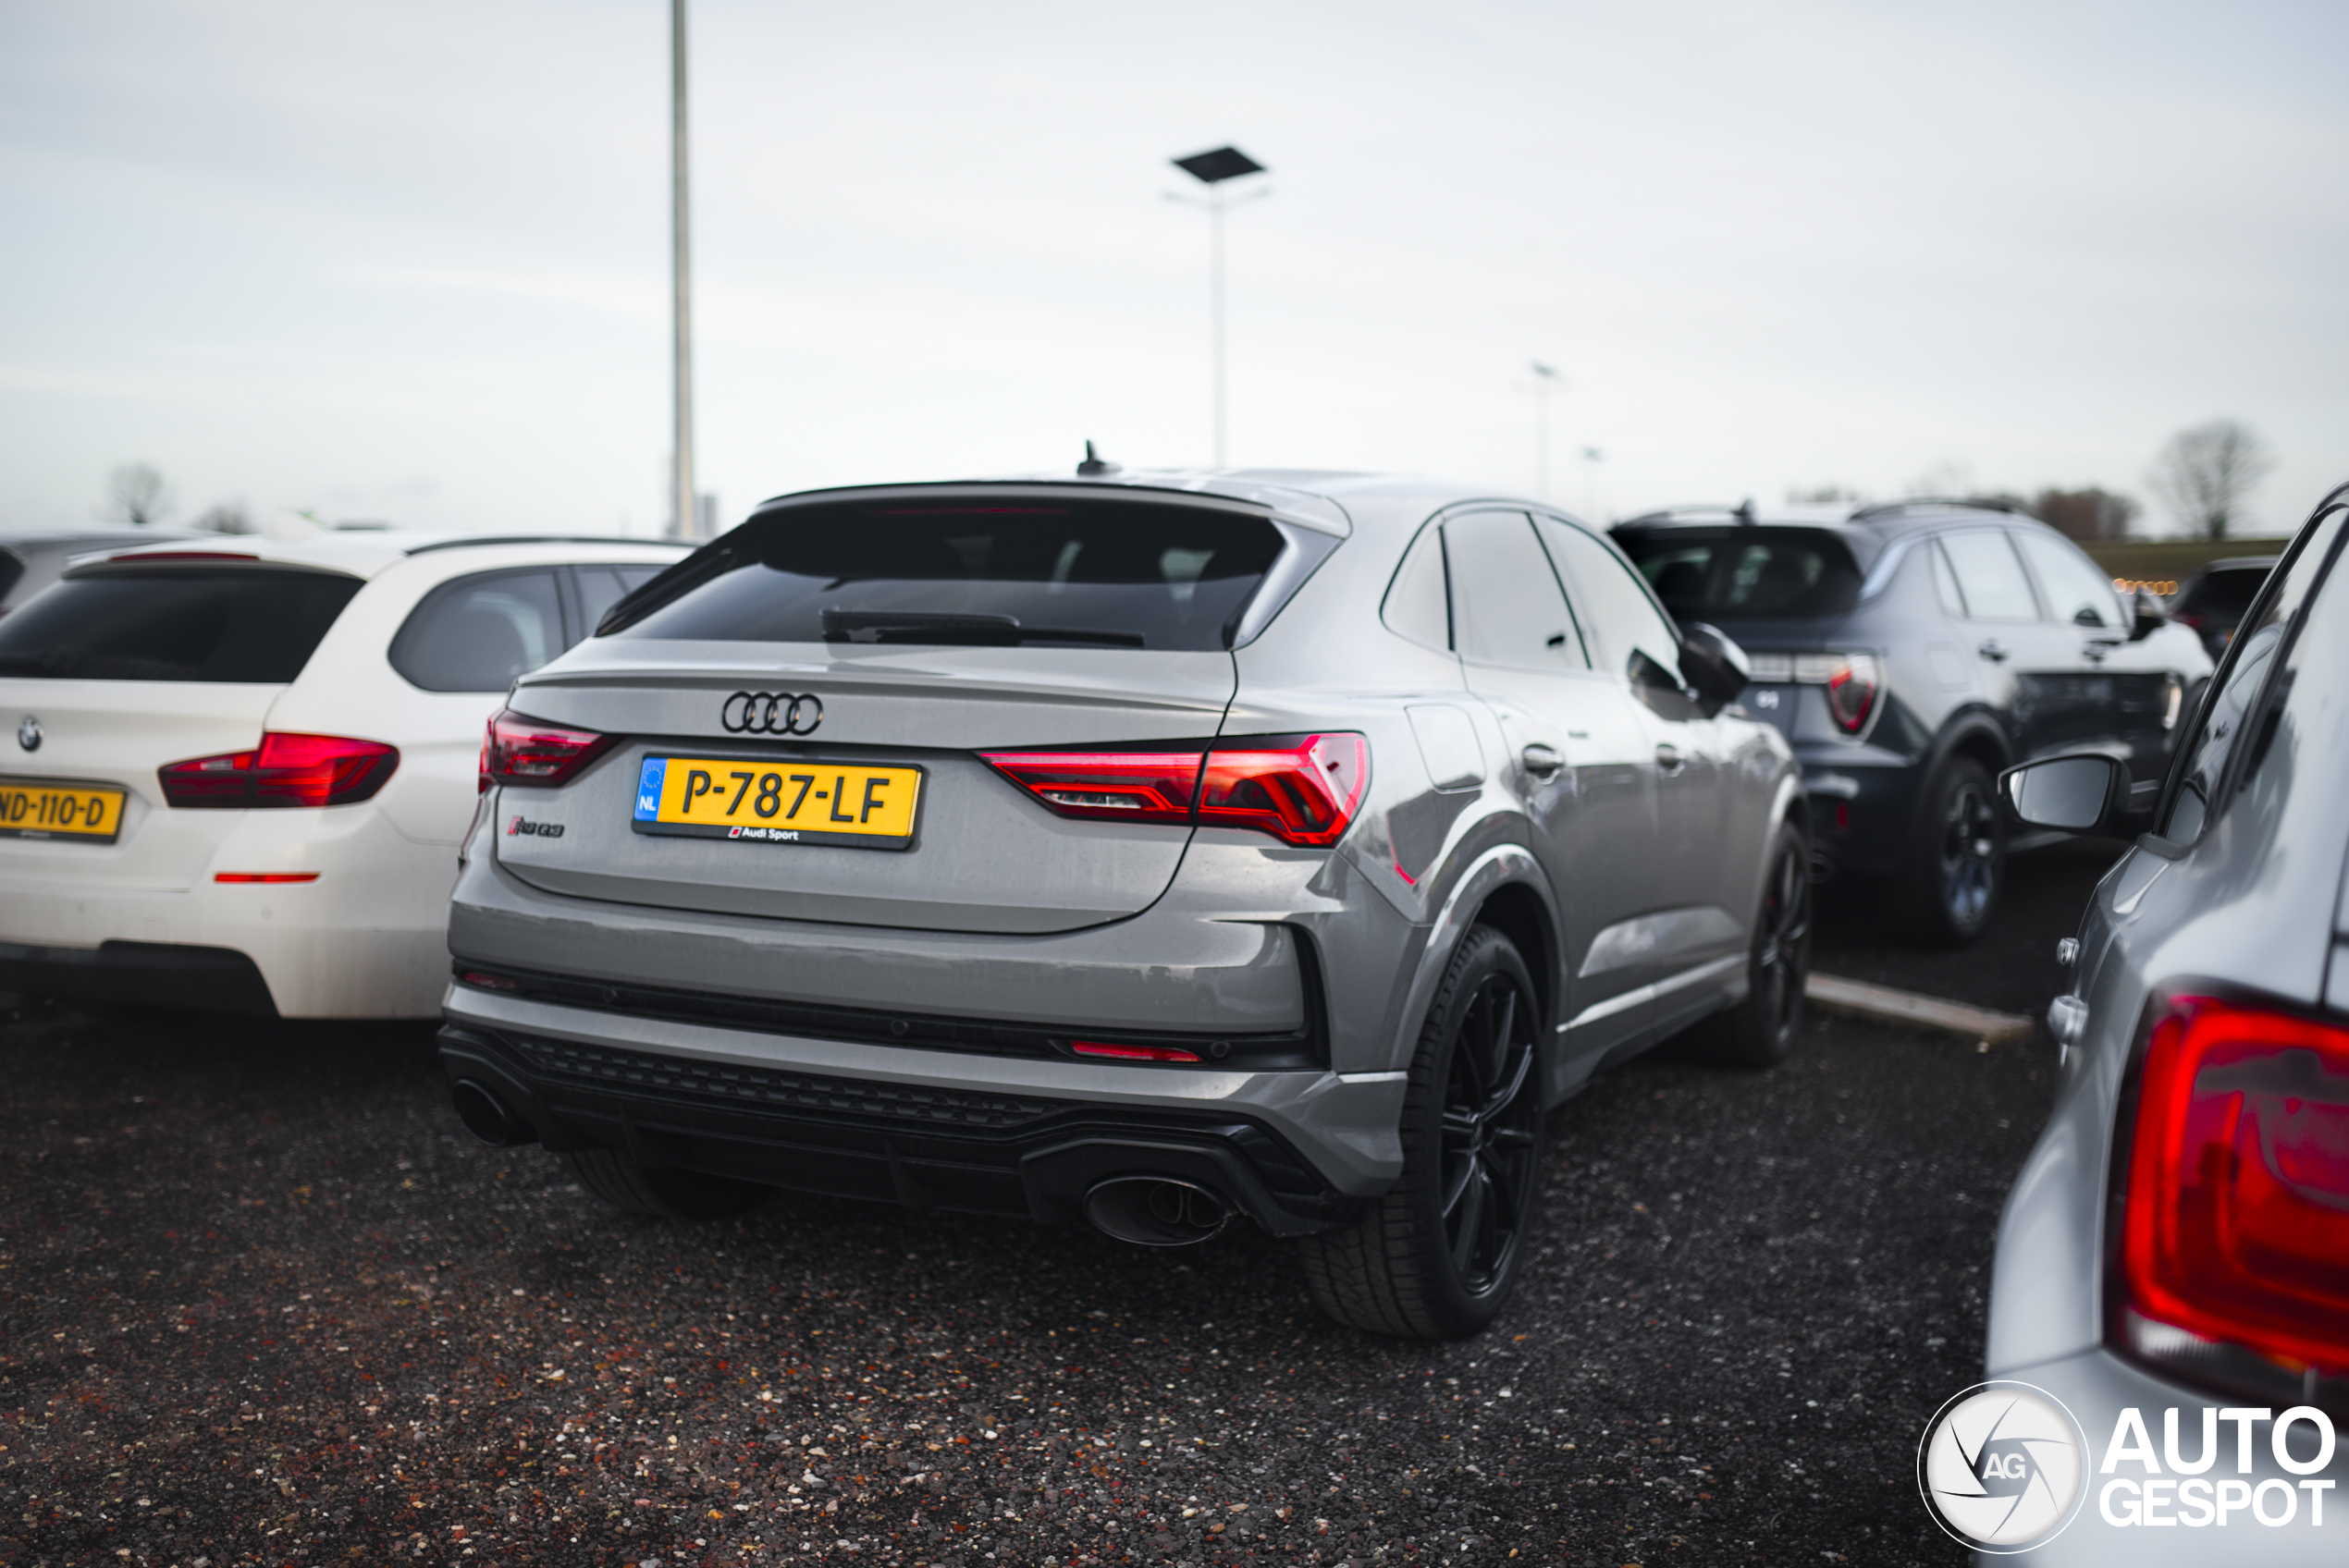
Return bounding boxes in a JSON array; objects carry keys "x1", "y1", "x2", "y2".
[
  {"x1": 1083, "y1": 1177, "x2": 1230, "y2": 1246},
  {"x1": 450, "y1": 1078, "x2": 534, "y2": 1147}
]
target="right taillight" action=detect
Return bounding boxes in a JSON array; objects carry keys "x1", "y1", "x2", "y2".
[
  {"x1": 1818, "y1": 653, "x2": 1880, "y2": 734},
  {"x1": 484, "y1": 709, "x2": 617, "y2": 790},
  {"x1": 979, "y1": 732, "x2": 1369, "y2": 848},
  {"x1": 2118, "y1": 995, "x2": 2349, "y2": 1382}
]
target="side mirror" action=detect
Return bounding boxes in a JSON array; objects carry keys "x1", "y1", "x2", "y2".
[
  {"x1": 1677, "y1": 621, "x2": 1751, "y2": 717},
  {"x1": 2128, "y1": 585, "x2": 2167, "y2": 643},
  {"x1": 2000, "y1": 753, "x2": 2131, "y2": 833}
]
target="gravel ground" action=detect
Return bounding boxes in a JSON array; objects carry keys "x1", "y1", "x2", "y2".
[{"x1": 0, "y1": 846, "x2": 2120, "y2": 1567}]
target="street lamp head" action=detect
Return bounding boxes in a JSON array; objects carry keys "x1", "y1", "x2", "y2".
[{"x1": 1172, "y1": 145, "x2": 1266, "y2": 185}]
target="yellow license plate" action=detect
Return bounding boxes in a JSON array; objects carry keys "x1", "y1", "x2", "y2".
[
  {"x1": 0, "y1": 778, "x2": 128, "y2": 843},
  {"x1": 631, "y1": 756, "x2": 923, "y2": 850}
]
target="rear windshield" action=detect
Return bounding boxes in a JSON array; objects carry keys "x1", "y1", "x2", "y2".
[
  {"x1": 0, "y1": 568, "x2": 363, "y2": 681},
  {"x1": 611, "y1": 498, "x2": 1287, "y2": 652},
  {"x1": 1615, "y1": 528, "x2": 1863, "y2": 620}
]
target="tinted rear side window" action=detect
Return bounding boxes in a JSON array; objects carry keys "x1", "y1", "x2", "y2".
[
  {"x1": 389, "y1": 569, "x2": 567, "y2": 692},
  {"x1": 614, "y1": 499, "x2": 1287, "y2": 652},
  {"x1": 0, "y1": 568, "x2": 363, "y2": 681},
  {"x1": 2179, "y1": 564, "x2": 2273, "y2": 616},
  {"x1": 0, "y1": 550, "x2": 24, "y2": 604},
  {"x1": 1615, "y1": 528, "x2": 1862, "y2": 619}
]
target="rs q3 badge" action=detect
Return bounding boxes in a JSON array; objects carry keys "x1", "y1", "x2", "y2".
[{"x1": 721, "y1": 692, "x2": 823, "y2": 735}]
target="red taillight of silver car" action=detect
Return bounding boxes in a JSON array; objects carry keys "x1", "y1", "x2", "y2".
[
  {"x1": 482, "y1": 709, "x2": 617, "y2": 790},
  {"x1": 981, "y1": 733, "x2": 1369, "y2": 848},
  {"x1": 2119, "y1": 995, "x2": 2349, "y2": 1382},
  {"x1": 158, "y1": 732, "x2": 400, "y2": 808}
]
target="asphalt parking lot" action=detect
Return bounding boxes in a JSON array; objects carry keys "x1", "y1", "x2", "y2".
[{"x1": 0, "y1": 840, "x2": 2125, "y2": 1568}]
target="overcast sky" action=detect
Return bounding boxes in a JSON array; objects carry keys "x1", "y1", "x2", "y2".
[{"x1": 4, "y1": 0, "x2": 2343, "y2": 537}]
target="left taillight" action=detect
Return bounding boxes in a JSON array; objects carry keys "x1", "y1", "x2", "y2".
[
  {"x1": 2117, "y1": 994, "x2": 2349, "y2": 1385},
  {"x1": 158, "y1": 732, "x2": 400, "y2": 809},
  {"x1": 980, "y1": 733, "x2": 1368, "y2": 849},
  {"x1": 483, "y1": 708, "x2": 617, "y2": 790}
]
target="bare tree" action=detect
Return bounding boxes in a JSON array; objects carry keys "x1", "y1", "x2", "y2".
[
  {"x1": 2031, "y1": 487, "x2": 2140, "y2": 544},
  {"x1": 105, "y1": 463, "x2": 174, "y2": 526},
  {"x1": 2148, "y1": 420, "x2": 2275, "y2": 541}
]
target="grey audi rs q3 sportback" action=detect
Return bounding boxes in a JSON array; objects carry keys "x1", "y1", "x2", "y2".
[{"x1": 437, "y1": 472, "x2": 1808, "y2": 1339}]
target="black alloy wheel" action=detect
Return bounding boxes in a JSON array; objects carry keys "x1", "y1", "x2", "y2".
[
  {"x1": 1297, "y1": 925, "x2": 1546, "y2": 1340},
  {"x1": 1891, "y1": 755, "x2": 2004, "y2": 945},
  {"x1": 1687, "y1": 821, "x2": 1814, "y2": 1067},
  {"x1": 1435, "y1": 970, "x2": 1543, "y2": 1294},
  {"x1": 1938, "y1": 775, "x2": 2000, "y2": 930}
]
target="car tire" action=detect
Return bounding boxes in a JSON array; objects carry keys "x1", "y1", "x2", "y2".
[
  {"x1": 1297, "y1": 925, "x2": 1545, "y2": 1341},
  {"x1": 1684, "y1": 820, "x2": 1813, "y2": 1068},
  {"x1": 566, "y1": 1147, "x2": 772, "y2": 1220},
  {"x1": 1889, "y1": 754, "x2": 2004, "y2": 946}
]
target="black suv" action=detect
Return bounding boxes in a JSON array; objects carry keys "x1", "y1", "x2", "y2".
[{"x1": 1613, "y1": 501, "x2": 2213, "y2": 942}]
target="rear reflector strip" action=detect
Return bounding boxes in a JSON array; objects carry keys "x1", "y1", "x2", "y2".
[
  {"x1": 213, "y1": 872, "x2": 320, "y2": 884},
  {"x1": 1071, "y1": 1040, "x2": 1203, "y2": 1063}
]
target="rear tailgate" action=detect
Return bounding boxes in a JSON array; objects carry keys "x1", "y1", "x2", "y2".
[
  {"x1": 492, "y1": 643, "x2": 1236, "y2": 933},
  {"x1": 0, "y1": 563, "x2": 363, "y2": 921}
]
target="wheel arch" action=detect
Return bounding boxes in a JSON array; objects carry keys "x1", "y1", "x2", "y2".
[
  {"x1": 1384, "y1": 843, "x2": 1561, "y2": 1077},
  {"x1": 1914, "y1": 711, "x2": 2011, "y2": 836}
]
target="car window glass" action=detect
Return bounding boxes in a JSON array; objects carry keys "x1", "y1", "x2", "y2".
[
  {"x1": 1382, "y1": 522, "x2": 1451, "y2": 651},
  {"x1": 388, "y1": 569, "x2": 566, "y2": 692},
  {"x1": 615, "y1": 499, "x2": 1286, "y2": 651},
  {"x1": 0, "y1": 550, "x2": 24, "y2": 604},
  {"x1": 1444, "y1": 511, "x2": 1584, "y2": 669},
  {"x1": 1615, "y1": 529, "x2": 1862, "y2": 619},
  {"x1": 1538, "y1": 517, "x2": 1679, "y2": 683},
  {"x1": 2015, "y1": 533, "x2": 2122, "y2": 628},
  {"x1": 2160, "y1": 504, "x2": 2345, "y2": 841},
  {"x1": 0, "y1": 568, "x2": 363, "y2": 682},
  {"x1": 576, "y1": 564, "x2": 668, "y2": 640},
  {"x1": 1931, "y1": 540, "x2": 1969, "y2": 617},
  {"x1": 1937, "y1": 531, "x2": 2039, "y2": 620}
]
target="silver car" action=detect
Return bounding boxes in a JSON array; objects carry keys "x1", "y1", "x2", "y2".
[
  {"x1": 1986, "y1": 481, "x2": 2349, "y2": 1558},
  {"x1": 437, "y1": 471, "x2": 1808, "y2": 1339}
]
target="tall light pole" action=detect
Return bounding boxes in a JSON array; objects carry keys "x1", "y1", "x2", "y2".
[
  {"x1": 669, "y1": 0, "x2": 696, "y2": 540},
  {"x1": 1170, "y1": 146, "x2": 1269, "y2": 467},
  {"x1": 1530, "y1": 361, "x2": 1560, "y2": 501}
]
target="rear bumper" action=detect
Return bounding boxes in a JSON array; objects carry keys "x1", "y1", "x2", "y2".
[
  {"x1": 438, "y1": 985, "x2": 1410, "y2": 1224},
  {"x1": 0, "y1": 938, "x2": 277, "y2": 1015},
  {"x1": 1797, "y1": 753, "x2": 1921, "y2": 880},
  {"x1": 0, "y1": 805, "x2": 457, "y2": 1017}
]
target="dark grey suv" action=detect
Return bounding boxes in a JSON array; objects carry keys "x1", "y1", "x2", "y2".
[{"x1": 1614, "y1": 501, "x2": 2213, "y2": 943}]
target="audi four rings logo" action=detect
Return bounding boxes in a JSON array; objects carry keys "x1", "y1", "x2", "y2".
[{"x1": 721, "y1": 692, "x2": 824, "y2": 735}]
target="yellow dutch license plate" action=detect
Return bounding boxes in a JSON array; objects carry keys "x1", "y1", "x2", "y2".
[
  {"x1": 631, "y1": 756, "x2": 923, "y2": 850},
  {"x1": 0, "y1": 778, "x2": 128, "y2": 843}
]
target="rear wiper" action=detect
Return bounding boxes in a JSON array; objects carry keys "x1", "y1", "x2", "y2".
[{"x1": 818, "y1": 609, "x2": 1144, "y2": 648}]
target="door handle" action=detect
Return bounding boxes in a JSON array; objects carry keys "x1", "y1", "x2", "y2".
[
  {"x1": 1977, "y1": 639, "x2": 2009, "y2": 663},
  {"x1": 2084, "y1": 638, "x2": 2121, "y2": 662},
  {"x1": 1654, "y1": 743, "x2": 1684, "y2": 774},
  {"x1": 1520, "y1": 743, "x2": 1564, "y2": 779}
]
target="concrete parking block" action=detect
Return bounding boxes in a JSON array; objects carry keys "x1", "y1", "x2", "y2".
[{"x1": 1805, "y1": 970, "x2": 2035, "y2": 1046}]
